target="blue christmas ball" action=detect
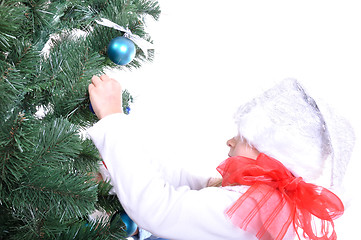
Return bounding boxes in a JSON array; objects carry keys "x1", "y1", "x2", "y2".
[
  {"x1": 120, "y1": 212, "x2": 138, "y2": 236},
  {"x1": 107, "y1": 36, "x2": 136, "y2": 65}
]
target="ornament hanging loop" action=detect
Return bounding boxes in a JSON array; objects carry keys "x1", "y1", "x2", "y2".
[
  {"x1": 123, "y1": 29, "x2": 130, "y2": 39},
  {"x1": 95, "y1": 18, "x2": 154, "y2": 58}
]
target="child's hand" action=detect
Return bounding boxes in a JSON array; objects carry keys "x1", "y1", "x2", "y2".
[{"x1": 88, "y1": 75, "x2": 123, "y2": 119}]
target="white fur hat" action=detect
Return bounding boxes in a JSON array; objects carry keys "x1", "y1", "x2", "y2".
[{"x1": 235, "y1": 79, "x2": 355, "y2": 187}]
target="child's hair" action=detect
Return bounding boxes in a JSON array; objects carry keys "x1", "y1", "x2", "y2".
[{"x1": 207, "y1": 177, "x2": 223, "y2": 187}]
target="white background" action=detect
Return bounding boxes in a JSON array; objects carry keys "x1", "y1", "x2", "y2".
[{"x1": 106, "y1": 0, "x2": 361, "y2": 238}]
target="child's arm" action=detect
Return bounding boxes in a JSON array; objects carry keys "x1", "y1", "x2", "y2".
[
  {"x1": 89, "y1": 75, "x2": 210, "y2": 190},
  {"x1": 157, "y1": 163, "x2": 211, "y2": 190},
  {"x1": 99, "y1": 149, "x2": 210, "y2": 191},
  {"x1": 88, "y1": 114, "x2": 255, "y2": 240},
  {"x1": 88, "y1": 75, "x2": 255, "y2": 239}
]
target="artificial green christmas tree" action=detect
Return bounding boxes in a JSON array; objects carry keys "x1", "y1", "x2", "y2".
[{"x1": 0, "y1": 0, "x2": 160, "y2": 239}]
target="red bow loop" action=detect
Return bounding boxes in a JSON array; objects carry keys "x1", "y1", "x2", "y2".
[
  {"x1": 216, "y1": 153, "x2": 344, "y2": 240},
  {"x1": 294, "y1": 181, "x2": 344, "y2": 221}
]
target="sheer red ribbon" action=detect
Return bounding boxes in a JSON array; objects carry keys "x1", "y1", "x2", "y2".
[{"x1": 216, "y1": 153, "x2": 344, "y2": 240}]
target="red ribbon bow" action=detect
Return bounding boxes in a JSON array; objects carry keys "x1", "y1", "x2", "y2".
[{"x1": 216, "y1": 153, "x2": 344, "y2": 240}]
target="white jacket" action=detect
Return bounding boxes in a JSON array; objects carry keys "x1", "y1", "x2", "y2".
[{"x1": 88, "y1": 113, "x2": 294, "y2": 240}]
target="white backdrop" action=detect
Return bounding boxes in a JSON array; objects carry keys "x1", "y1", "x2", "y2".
[{"x1": 106, "y1": 1, "x2": 361, "y2": 238}]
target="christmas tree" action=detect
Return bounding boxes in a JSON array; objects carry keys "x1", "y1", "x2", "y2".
[{"x1": 0, "y1": 0, "x2": 160, "y2": 239}]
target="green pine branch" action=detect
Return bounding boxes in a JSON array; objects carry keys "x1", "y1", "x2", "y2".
[
  {"x1": 11, "y1": 167, "x2": 98, "y2": 219},
  {"x1": 96, "y1": 180, "x2": 123, "y2": 214},
  {"x1": 0, "y1": 112, "x2": 39, "y2": 198},
  {"x1": 74, "y1": 139, "x2": 102, "y2": 173},
  {"x1": 55, "y1": 214, "x2": 127, "y2": 240},
  {"x1": 32, "y1": 118, "x2": 82, "y2": 166},
  {"x1": 38, "y1": 35, "x2": 104, "y2": 123},
  {"x1": 21, "y1": 0, "x2": 60, "y2": 44},
  {"x1": 0, "y1": 40, "x2": 40, "y2": 116},
  {"x1": 0, "y1": 0, "x2": 27, "y2": 52},
  {"x1": 0, "y1": 0, "x2": 161, "y2": 238}
]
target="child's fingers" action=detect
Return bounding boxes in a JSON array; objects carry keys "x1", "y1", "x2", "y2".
[
  {"x1": 100, "y1": 74, "x2": 111, "y2": 82},
  {"x1": 91, "y1": 75, "x2": 102, "y2": 86},
  {"x1": 88, "y1": 83, "x2": 95, "y2": 94}
]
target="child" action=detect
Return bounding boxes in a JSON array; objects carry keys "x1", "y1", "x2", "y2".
[{"x1": 88, "y1": 75, "x2": 354, "y2": 240}]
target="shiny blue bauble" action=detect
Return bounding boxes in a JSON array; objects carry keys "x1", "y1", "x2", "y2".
[
  {"x1": 107, "y1": 36, "x2": 136, "y2": 65},
  {"x1": 120, "y1": 212, "x2": 138, "y2": 236}
]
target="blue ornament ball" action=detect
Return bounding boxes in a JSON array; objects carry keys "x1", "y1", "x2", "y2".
[
  {"x1": 120, "y1": 212, "x2": 138, "y2": 236},
  {"x1": 107, "y1": 36, "x2": 136, "y2": 65}
]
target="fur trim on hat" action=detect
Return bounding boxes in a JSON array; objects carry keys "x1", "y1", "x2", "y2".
[{"x1": 234, "y1": 79, "x2": 354, "y2": 186}]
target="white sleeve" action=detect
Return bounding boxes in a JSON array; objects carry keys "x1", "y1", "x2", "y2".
[
  {"x1": 157, "y1": 162, "x2": 210, "y2": 190},
  {"x1": 87, "y1": 114, "x2": 257, "y2": 240}
]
